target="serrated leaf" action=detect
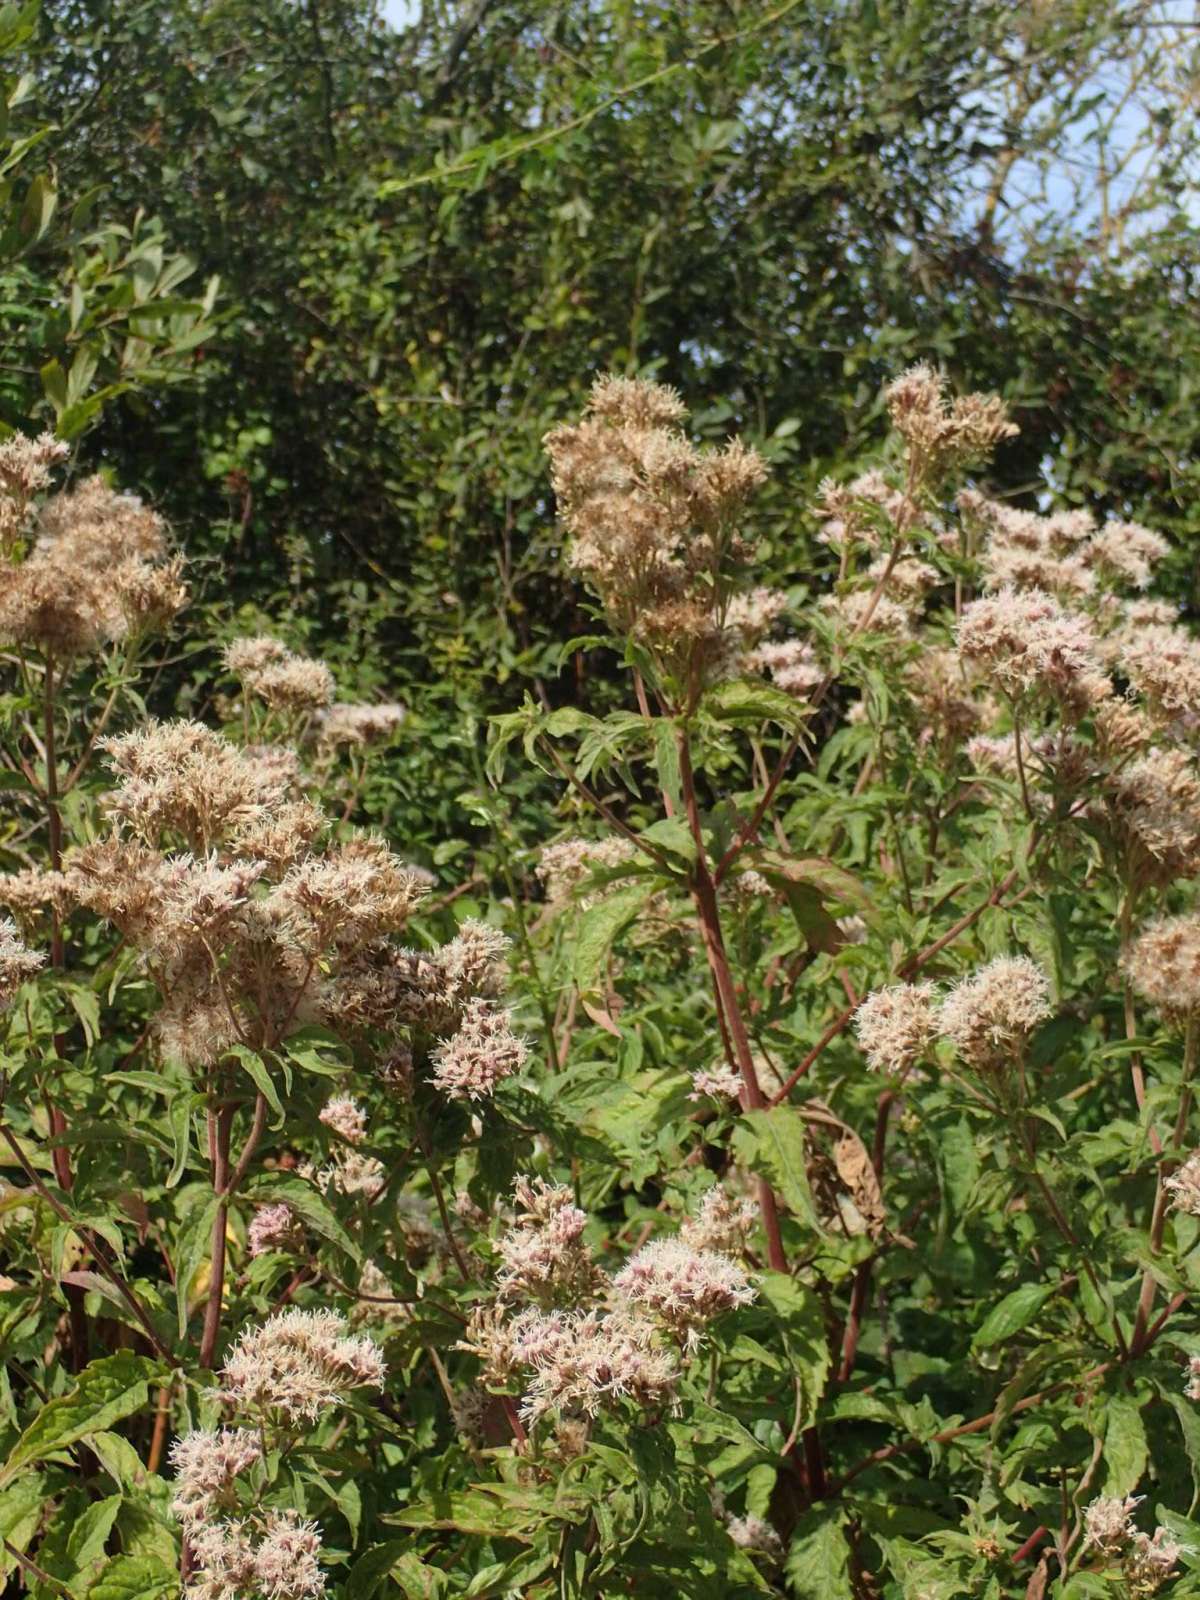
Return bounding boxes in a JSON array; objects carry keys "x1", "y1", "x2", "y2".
[
  {"x1": 0, "y1": 1352, "x2": 160, "y2": 1487},
  {"x1": 88, "y1": 1555, "x2": 177, "y2": 1600},
  {"x1": 572, "y1": 882, "x2": 653, "y2": 992},
  {"x1": 785, "y1": 1508, "x2": 851, "y2": 1597},
  {"x1": 1103, "y1": 1391, "x2": 1147, "y2": 1497},
  {"x1": 733, "y1": 1106, "x2": 817, "y2": 1226}
]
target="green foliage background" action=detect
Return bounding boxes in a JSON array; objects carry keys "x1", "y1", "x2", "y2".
[{"x1": 8, "y1": 0, "x2": 1199, "y2": 870}]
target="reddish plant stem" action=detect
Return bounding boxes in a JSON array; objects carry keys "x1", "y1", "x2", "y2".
[
  {"x1": 147, "y1": 1381, "x2": 174, "y2": 1473},
  {"x1": 199, "y1": 1101, "x2": 234, "y2": 1368},
  {"x1": 837, "y1": 1361, "x2": 1113, "y2": 1490},
  {"x1": 41, "y1": 657, "x2": 87, "y2": 1369},
  {"x1": 677, "y1": 730, "x2": 785, "y2": 1272},
  {"x1": 225, "y1": 1092, "x2": 268, "y2": 1198},
  {"x1": 838, "y1": 1281, "x2": 1189, "y2": 1494},
  {"x1": 1014, "y1": 1527, "x2": 1049, "y2": 1564},
  {"x1": 677, "y1": 728, "x2": 827, "y2": 1499}
]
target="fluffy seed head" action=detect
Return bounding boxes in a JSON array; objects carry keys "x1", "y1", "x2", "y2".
[
  {"x1": 938, "y1": 956, "x2": 1051, "y2": 1070},
  {"x1": 854, "y1": 982, "x2": 939, "y2": 1074},
  {"x1": 1122, "y1": 915, "x2": 1200, "y2": 1018}
]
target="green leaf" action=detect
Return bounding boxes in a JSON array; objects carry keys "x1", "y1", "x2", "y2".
[
  {"x1": 244, "y1": 1176, "x2": 360, "y2": 1261},
  {"x1": 786, "y1": 1508, "x2": 851, "y2": 1597},
  {"x1": 572, "y1": 882, "x2": 653, "y2": 993},
  {"x1": 88, "y1": 1555, "x2": 177, "y2": 1600},
  {"x1": 174, "y1": 1193, "x2": 220, "y2": 1338},
  {"x1": 971, "y1": 1283, "x2": 1056, "y2": 1349},
  {"x1": 1103, "y1": 1390, "x2": 1148, "y2": 1497},
  {"x1": 705, "y1": 677, "x2": 808, "y2": 731},
  {"x1": 1165, "y1": 1391, "x2": 1200, "y2": 1514},
  {"x1": 733, "y1": 1106, "x2": 817, "y2": 1226},
  {"x1": 0, "y1": 1352, "x2": 160, "y2": 1487},
  {"x1": 226, "y1": 1044, "x2": 285, "y2": 1123}
]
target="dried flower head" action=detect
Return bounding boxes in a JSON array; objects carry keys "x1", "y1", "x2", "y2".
[
  {"x1": 0, "y1": 867, "x2": 69, "y2": 929},
  {"x1": 537, "y1": 836, "x2": 639, "y2": 908},
  {"x1": 1109, "y1": 748, "x2": 1200, "y2": 878},
  {"x1": 725, "y1": 1513, "x2": 784, "y2": 1563},
  {"x1": 939, "y1": 956, "x2": 1051, "y2": 1070},
  {"x1": 438, "y1": 918, "x2": 509, "y2": 1002},
  {"x1": 0, "y1": 430, "x2": 68, "y2": 552},
  {"x1": 612, "y1": 1237, "x2": 756, "y2": 1350},
  {"x1": 1122, "y1": 915, "x2": 1200, "y2": 1018},
  {"x1": 0, "y1": 917, "x2": 43, "y2": 1006},
  {"x1": 0, "y1": 476, "x2": 183, "y2": 657},
  {"x1": 226, "y1": 636, "x2": 335, "y2": 713},
  {"x1": 1090, "y1": 520, "x2": 1170, "y2": 590},
  {"x1": 1121, "y1": 624, "x2": 1200, "y2": 720},
  {"x1": 885, "y1": 364, "x2": 1017, "y2": 483},
  {"x1": 743, "y1": 636, "x2": 823, "y2": 698},
  {"x1": 429, "y1": 1000, "x2": 528, "y2": 1101},
  {"x1": 318, "y1": 702, "x2": 406, "y2": 747},
  {"x1": 544, "y1": 375, "x2": 767, "y2": 671},
  {"x1": 1166, "y1": 1152, "x2": 1200, "y2": 1218},
  {"x1": 219, "y1": 1308, "x2": 385, "y2": 1422},
  {"x1": 101, "y1": 720, "x2": 294, "y2": 849},
  {"x1": 854, "y1": 982, "x2": 939, "y2": 1074},
  {"x1": 274, "y1": 839, "x2": 427, "y2": 952}
]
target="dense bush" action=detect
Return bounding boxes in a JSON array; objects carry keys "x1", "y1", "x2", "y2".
[{"x1": 3, "y1": 361, "x2": 1200, "y2": 1599}]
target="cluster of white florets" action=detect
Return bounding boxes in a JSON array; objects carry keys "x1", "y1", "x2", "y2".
[
  {"x1": 218, "y1": 1308, "x2": 386, "y2": 1423},
  {"x1": 853, "y1": 982, "x2": 939, "y2": 1074},
  {"x1": 1082, "y1": 1495, "x2": 1184, "y2": 1593},
  {"x1": 460, "y1": 1175, "x2": 756, "y2": 1427},
  {"x1": 854, "y1": 958, "x2": 1052, "y2": 1077},
  {"x1": 186, "y1": 1511, "x2": 326, "y2": 1600}
]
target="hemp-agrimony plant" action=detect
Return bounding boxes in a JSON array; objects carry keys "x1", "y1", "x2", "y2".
[
  {"x1": 6, "y1": 362, "x2": 1200, "y2": 1600},
  {"x1": 482, "y1": 367, "x2": 1200, "y2": 1594}
]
